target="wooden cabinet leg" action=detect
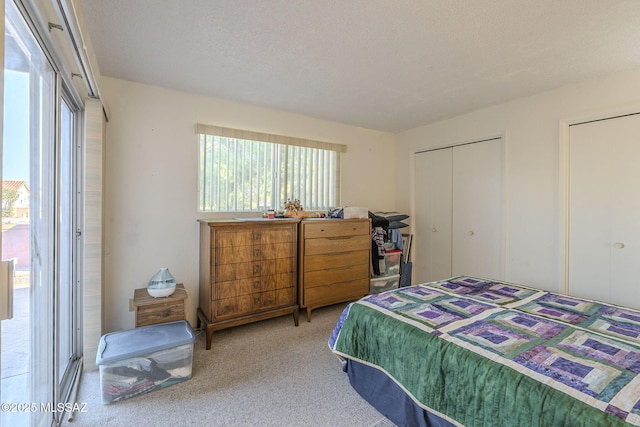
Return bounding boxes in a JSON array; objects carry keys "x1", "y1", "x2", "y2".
[
  {"x1": 306, "y1": 306, "x2": 312, "y2": 322},
  {"x1": 293, "y1": 307, "x2": 299, "y2": 326},
  {"x1": 197, "y1": 307, "x2": 214, "y2": 350},
  {"x1": 206, "y1": 326, "x2": 214, "y2": 350}
]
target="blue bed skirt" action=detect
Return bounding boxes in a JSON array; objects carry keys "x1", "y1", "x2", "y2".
[{"x1": 345, "y1": 359, "x2": 454, "y2": 427}]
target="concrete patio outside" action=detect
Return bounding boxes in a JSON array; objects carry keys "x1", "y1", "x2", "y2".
[{"x1": 1, "y1": 280, "x2": 30, "y2": 426}]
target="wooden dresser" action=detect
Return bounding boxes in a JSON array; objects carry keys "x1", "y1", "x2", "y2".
[
  {"x1": 198, "y1": 219, "x2": 300, "y2": 349},
  {"x1": 298, "y1": 218, "x2": 371, "y2": 321}
]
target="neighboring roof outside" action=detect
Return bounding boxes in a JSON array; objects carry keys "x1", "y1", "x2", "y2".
[{"x1": 3, "y1": 180, "x2": 30, "y2": 192}]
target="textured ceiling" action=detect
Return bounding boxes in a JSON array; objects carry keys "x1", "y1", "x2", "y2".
[{"x1": 79, "y1": 0, "x2": 640, "y2": 133}]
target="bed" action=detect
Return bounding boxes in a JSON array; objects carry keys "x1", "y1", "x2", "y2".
[{"x1": 329, "y1": 276, "x2": 640, "y2": 426}]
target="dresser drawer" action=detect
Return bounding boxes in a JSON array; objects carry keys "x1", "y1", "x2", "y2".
[
  {"x1": 260, "y1": 287, "x2": 295, "y2": 309},
  {"x1": 304, "y1": 263, "x2": 369, "y2": 288},
  {"x1": 214, "y1": 226, "x2": 293, "y2": 249},
  {"x1": 304, "y1": 234, "x2": 370, "y2": 256},
  {"x1": 260, "y1": 226, "x2": 295, "y2": 244},
  {"x1": 212, "y1": 286, "x2": 295, "y2": 320},
  {"x1": 213, "y1": 295, "x2": 254, "y2": 319},
  {"x1": 215, "y1": 277, "x2": 260, "y2": 300},
  {"x1": 136, "y1": 300, "x2": 185, "y2": 327},
  {"x1": 215, "y1": 257, "x2": 294, "y2": 282},
  {"x1": 304, "y1": 250, "x2": 369, "y2": 272},
  {"x1": 214, "y1": 229, "x2": 255, "y2": 248},
  {"x1": 258, "y1": 242, "x2": 294, "y2": 260},
  {"x1": 215, "y1": 242, "x2": 293, "y2": 266},
  {"x1": 261, "y1": 273, "x2": 294, "y2": 292},
  {"x1": 215, "y1": 245, "x2": 254, "y2": 265},
  {"x1": 216, "y1": 261, "x2": 258, "y2": 282},
  {"x1": 303, "y1": 220, "x2": 369, "y2": 239},
  {"x1": 215, "y1": 274, "x2": 294, "y2": 300},
  {"x1": 304, "y1": 278, "x2": 370, "y2": 306}
]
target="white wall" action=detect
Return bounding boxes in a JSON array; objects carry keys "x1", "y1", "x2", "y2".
[
  {"x1": 101, "y1": 77, "x2": 397, "y2": 332},
  {"x1": 102, "y1": 69, "x2": 640, "y2": 332},
  {"x1": 397, "y1": 69, "x2": 640, "y2": 292},
  {"x1": 82, "y1": 99, "x2": 105, "y2": 370}
]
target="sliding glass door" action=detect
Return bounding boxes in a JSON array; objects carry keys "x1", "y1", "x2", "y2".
[
  {"x1": 57, "y1": 93, "x2": 83, "y2": 407},
  {"x1": 2, "y1": 1, "x2": 83, "y2": 426},
  {"x1": 3, "y1": 2, "x2": 55, "y2": 425}
]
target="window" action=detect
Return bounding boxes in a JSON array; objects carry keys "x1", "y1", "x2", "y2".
[{"x1": 197, "y1": 124, "x2": 346, "y2": 212}]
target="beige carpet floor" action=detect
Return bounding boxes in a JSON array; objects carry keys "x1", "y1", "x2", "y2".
[{"x1": 70, "y1": 303, "x2": 394, "y2": 427}]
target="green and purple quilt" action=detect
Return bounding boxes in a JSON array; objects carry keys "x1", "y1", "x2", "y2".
[{"x1": 329, "y1": 276, "x2": 640, "y2": 426}]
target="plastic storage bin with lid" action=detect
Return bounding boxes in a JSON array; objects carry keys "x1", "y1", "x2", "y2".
[
  {"x1": 96, "y1": 320, "x2": 196, "y2": 403},
  {"x1": 370, "y1": 274, "x2": 400, "y2": 294},
  {"x1": 374, "y1": 249, "x2": 403, "y2": 277}
]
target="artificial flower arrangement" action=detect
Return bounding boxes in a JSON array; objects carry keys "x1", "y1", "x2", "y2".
[{"x1": 284, "y1": 198, "x2": 323, "y2": 218}]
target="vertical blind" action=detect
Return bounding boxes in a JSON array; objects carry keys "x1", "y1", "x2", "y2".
[{"x1": 196, "y1": 124, "x2": 346, "y2": 212}]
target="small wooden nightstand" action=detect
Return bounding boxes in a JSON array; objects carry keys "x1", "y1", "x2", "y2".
[{"x1": 133, "y1": 283, "x2": 188, "y2": 327}]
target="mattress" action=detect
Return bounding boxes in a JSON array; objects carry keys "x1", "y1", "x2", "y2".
[{"x1": 329, "y1": 276, "x2": 640, "y2": 426}]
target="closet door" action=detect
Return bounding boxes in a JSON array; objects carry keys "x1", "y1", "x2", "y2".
[
  {"x1": 568, "y1": 114, "x2": 640, "y2": 309},
  {"x1": 414, "y1": 148, "x2": 452, "y2": 283},
  {"x1": 451, "y1": 139, "x2": 503, "y2": 279}
]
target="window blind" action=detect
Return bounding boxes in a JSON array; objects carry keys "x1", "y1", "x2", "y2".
[{"x1": 196, "y1": 124, "x2": 344, "y2": 212}]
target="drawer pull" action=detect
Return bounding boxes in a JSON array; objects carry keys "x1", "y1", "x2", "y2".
[
  {"x1": 253, "y1": 281, "x2": 261, "y2": 289},
  {"x1": 254, "y1": 249, "x2": 261, "y2": 257},
  {"x1": 253, "y1": 297, "x2": 261, "y2": 305},
  {"x1": 254, "y1": 265, "x2": 261, "y2": 273}
]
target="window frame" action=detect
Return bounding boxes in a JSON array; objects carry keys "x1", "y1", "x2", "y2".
[{"x1": 196, "y1": 124, "x2": 346, "y2": 213}]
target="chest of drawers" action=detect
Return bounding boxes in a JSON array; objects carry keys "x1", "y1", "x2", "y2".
[
  {"x1": 197, "y1": 220, "x2": 300, "y2": 349},
  {"x1": 298, "y1": 218, "x2": 371, "y2": 321}
]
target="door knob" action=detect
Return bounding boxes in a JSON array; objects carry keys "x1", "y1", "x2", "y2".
[
  {"x1": 613, "y1": 242, "x2": 625, "y2": 249},
  {"x1": 432, "y1": 228, "x2": 438, "y2": 232},
  {"x1": 468, "y1": 231, "x2": 475, "y2": 236}
]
